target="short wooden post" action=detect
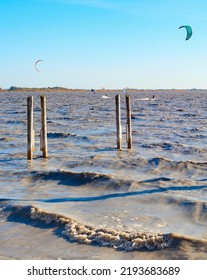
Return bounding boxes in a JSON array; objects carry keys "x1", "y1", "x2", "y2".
[
  {"x1": 126, "y1": 94, "x2": 132, "y2": 148},
  {"x1": 40, "y1": 95, "x2": 48, "y2": 158},
  {"x1": 27, "y1": 96, "x2": 34, "y2": 160},
  {"x1": 115, "y1": 95, "x2": 122, "y2": 149}
]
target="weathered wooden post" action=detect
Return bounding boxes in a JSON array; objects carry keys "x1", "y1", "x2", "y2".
[
  {"x1": 40, "y1": 95, "x2": 48, "y2": 158},
  {"x1": 27, "y1": 96, "x2": 34, "y2": 160},
  {"x1": 115, "y1": 94, "x2": 122, "y2": 150},
  {"x1": 126, "y1": 94, "x2": 132, "y2": 149}
]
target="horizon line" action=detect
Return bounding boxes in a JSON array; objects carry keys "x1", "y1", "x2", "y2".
[{"x1": 1, "y1": 86, "x2": 207, "y2": 92}]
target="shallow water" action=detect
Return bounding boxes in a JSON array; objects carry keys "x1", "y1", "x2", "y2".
[{"x1": 0, "y1": 90, "x2": 207, "y2": 260}]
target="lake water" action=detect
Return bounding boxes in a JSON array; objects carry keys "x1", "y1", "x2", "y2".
[{"x1": 0, "y1": 90, "x2": 207, "y2": 260}]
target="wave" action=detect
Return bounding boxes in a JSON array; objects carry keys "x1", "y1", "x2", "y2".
[
  {"x1": 29, "y1": 167, "x2": 207, "y2": 191},
  {"x1": 47, "y1": 132, "x2": 76, "y2": 138},
  {"x1": 167, "y1": 198, "x2": 207, "y2": 225},
  {"x1": 0, "y1": 137, "x2": 14, "y2": 142},
  {"x1": 19, "y1": 165, "x2": 207, "y2": 201},
  {"x1": 141, "y1": 142, "x2": 179, "y2": 151},
  {"x1": 47, "y1": 132, "x2": 92, "y2": 141},
  {"x1": 141, "y1": 141, "x2": 207, "y2": 154},
  {"x1": 1, "y1": 204, "x2": 172, "y2": 251},
  {"x1": 5, "y1": 110, "x2": 25, "y2": 115},
  {"x1": 2, "y1": 204, "x2": 207, "y2": 252},
  {"x1": 29, "y1": 169, "x2": 133, "y2": 194},
  {"x1": 7, "y1": 120, "x2": 25, "y2": 125},
  {"x1": 31, "y1": 169, "x2": 114, "y2": 185},
  {"x1": 147, "y1": 157, "x2": 207, "y2": 172},
  {"x1": 31, "y1": 206, "x2": 172, "y2": 251}
]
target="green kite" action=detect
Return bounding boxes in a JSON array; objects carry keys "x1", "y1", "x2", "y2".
[{"x1": 179, "y1": 25, "x2": 192, "y2": 41}]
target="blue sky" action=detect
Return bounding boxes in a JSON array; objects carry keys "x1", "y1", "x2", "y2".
[{"x1": 1, "y1": 0, "x2": 207, "y2": 89}]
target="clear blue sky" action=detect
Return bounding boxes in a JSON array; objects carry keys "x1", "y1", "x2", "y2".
[{"x1": 1, "y1": 0, "x2": 207, "y2": 89}]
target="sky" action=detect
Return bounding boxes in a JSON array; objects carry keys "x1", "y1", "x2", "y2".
[{"x1": 1, "y1": 0, "x2": 207, "y2": 89}]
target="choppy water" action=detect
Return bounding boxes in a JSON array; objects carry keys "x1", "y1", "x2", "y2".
[{"x1": 0, "y1": 90, "x2": 207, "y2": 260}]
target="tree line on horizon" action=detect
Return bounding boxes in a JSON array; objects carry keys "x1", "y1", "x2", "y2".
[{"x1": 0, "y1": 86, "x2": 205, "y2": 93}]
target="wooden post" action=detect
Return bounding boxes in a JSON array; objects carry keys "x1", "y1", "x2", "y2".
[
  {"x1": 27, "y1": 96, "x2": 34, "y2": 160},
  {"x1": 115, "y1": 95, "x2": 122, "y2": 150},
  {"x1": 40, "y1": 95, "x2": 48, "y2": 158},
  {"x1": 126, "y1": 94, "x2": 132, "y2": 148}
]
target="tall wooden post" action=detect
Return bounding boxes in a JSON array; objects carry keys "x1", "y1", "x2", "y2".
[
  {"x1": 27, "y1": 96, "x2": 34, "y2": 160},
  {"x1": 115, "y1": 94, "x2": 122, "y2": 150},
  {"x1": 40, "y1": 95, "x2": 48, "y2": 158},
  {"x1": 126, "y1": 94, "x2": 132, "y2": 149}
]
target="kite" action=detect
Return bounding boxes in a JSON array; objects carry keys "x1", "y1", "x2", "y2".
[
  {"x1": 179, "y1": 25, "x2": 192, "y2": 41},
  {"x1": 35, "y1": 60, "x2": 43, "y2": 72}
]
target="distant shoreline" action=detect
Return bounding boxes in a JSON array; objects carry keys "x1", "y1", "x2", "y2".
[{"x1": 0, "y1": 87, "x2": 207, "y2": 94}]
